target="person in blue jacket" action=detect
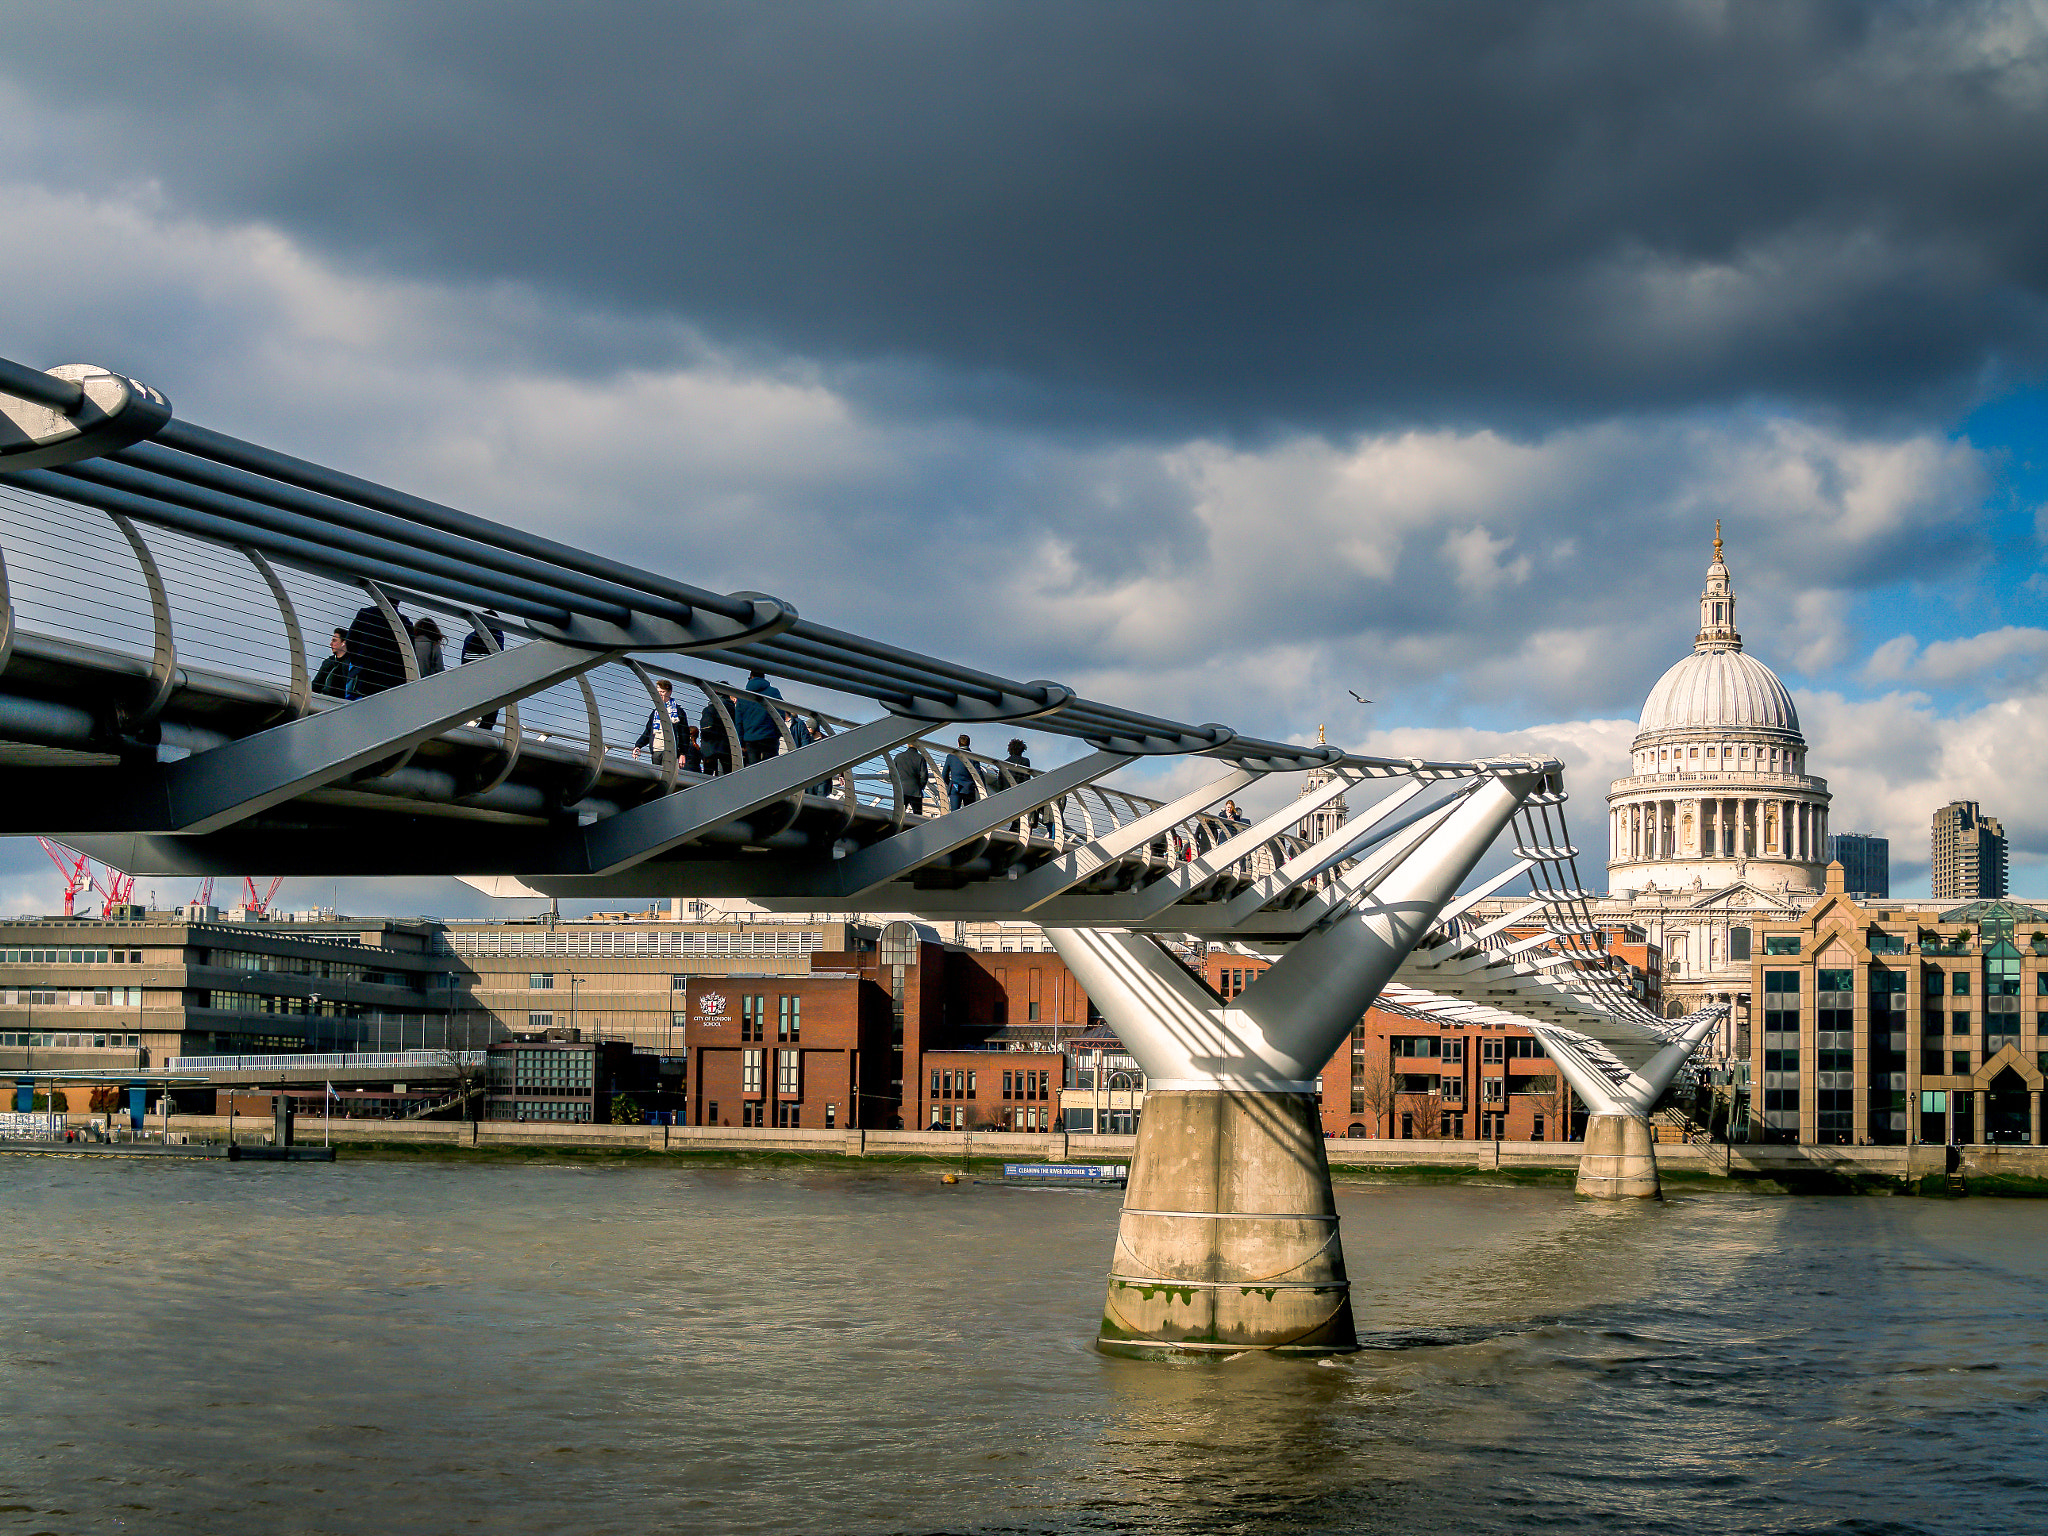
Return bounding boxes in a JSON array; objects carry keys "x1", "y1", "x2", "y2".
[
  {"x1": 943, "y1": 734, "x2": 979, "y2": 810},
  {"x1": 734, "y1": 670, "x2": 785, "y2": 767}
]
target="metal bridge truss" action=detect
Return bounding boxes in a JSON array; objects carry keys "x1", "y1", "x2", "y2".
[{"x1": 0, "y1": 358, "x2": 1719, "y2": 1106}]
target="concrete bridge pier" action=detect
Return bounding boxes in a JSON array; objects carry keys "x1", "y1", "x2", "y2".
[
  {"x1": 1051, "y1": 769, "x2": 1546, "y2": 1359},
  {"x1": 1099, "y1": 1088, "x2": 1354, "y2": 1358},
  {"x1": 1574, "y1": 1113, "x2": 1660, "y2": 1198}
]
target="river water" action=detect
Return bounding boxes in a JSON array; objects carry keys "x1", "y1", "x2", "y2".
[{"x1": 3, "y1": 1159, "x2": 2045, "y2": 1535}]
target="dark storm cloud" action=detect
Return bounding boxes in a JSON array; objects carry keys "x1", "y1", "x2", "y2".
[{"x1": 7, "y1": 1, "x2": 2048, "y2": 434}]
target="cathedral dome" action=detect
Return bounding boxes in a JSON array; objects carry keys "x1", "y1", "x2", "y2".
[{"x1": 1637, "y1": 648, "x2": 1800, "y2": 737}]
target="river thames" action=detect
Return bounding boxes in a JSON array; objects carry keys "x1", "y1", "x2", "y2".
[{"x1": 3, "y1": 1159, "x2": 2045, "y2": 1535}]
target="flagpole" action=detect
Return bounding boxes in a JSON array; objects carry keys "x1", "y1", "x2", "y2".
[{"x1": 325, "y1": 1080, "x2": 332, "y2": 1147}]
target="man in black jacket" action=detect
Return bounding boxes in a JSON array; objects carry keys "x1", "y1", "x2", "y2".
[{"x1": 345, "y1": 600, "x2": 409, "y2": 696}]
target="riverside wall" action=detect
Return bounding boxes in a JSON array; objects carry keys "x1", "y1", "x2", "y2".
[{"x1": 66, "y1": 1114, "x2": 2048, "y2": 1182}]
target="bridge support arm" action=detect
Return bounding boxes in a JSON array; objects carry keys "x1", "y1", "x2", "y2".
[
  {"x1": 1050, "y1": 767, "x2": 1543, "y2": 1359},
  {"x1": 573, "y1": 714, "x2": 929, "y2": 875},
  {"x1": 156, "y1": 638, "x2": 616, "y2": 834}
]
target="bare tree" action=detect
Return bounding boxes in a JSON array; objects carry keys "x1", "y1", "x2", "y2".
[
  {"x1": 1355, "y1": 1054, "x2": 1398, "y2": 1138},
  {"x1": 1534, "y1": 1074, "x2": 1573, "y2": 1141},
  {"x1": 1406, "y1": 1091, "x2": 1443, "y2": 1141}
]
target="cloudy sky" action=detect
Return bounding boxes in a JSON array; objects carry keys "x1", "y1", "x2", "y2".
[{"x1": 1, "y1": 0, "x2": 2044, "y2": 911}]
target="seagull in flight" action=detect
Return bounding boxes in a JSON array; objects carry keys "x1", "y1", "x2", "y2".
[{"x1": 1348, "y1": 689, "x2": 1372, "y2": 704}]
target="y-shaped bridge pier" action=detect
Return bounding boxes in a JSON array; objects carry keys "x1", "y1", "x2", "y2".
[{"x1": 0, "y1": 356, "x2": 1721, "y2": 1356}]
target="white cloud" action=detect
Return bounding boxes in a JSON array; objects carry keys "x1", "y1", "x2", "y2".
[{"x1": 1861, "y1": 626, "x2": 2048, "y2": 686}]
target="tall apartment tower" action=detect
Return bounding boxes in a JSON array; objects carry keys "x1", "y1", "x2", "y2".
[
  {"x1": 1931, "y1": 801, "x2": 2008, "y2": 900},
  {"x1": 1826, "y1": 832, "x2": 1890, "y2": 898}
]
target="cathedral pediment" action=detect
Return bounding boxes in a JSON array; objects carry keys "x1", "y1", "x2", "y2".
[{"x1": 1674, "y1": 878, "x2": 1806, "y2": 914}]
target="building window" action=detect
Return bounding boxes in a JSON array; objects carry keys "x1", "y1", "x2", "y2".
[
  {"x1": 1953, "y1": 972, "x2": 1971, "y2": 996},
  {"x1": 1764, "y1": 936, "x2": 1800, "y2": 955},
  {"x1": 707, "y1": 1100, "x2": 718, "y2": 1124},
  {"x1": 742, "y1": 1101, "x2": 764, "y2": 1127},
  {"x1": 528, "y1": 974, "x2": 554, "y2": 989},
  {"x1": 527, "y1": 1012, "x2": 554, "y2": 1029},
  {"x1": 1531, "y1": 1114, "x2": 1546, "y2": 1142},
  {"x1": 1480, "y1": 1038, "x2": 1503, "y2": 1065},
  {"x1": 776, "y1": 1049, "x2": 801, "y2": 1097},
  {"x1": 1953, "y1": 1051, "x2": 1971, "y2": 1075},
  {"x1": 742, "y1": 1049, "x2": 764, "y2": 1094},
  {"x1": 741, "y1": 995, "x2": 765, "y2": 1042},
  {"x1": 778, "y1": 995, "x2": 800, "y2": 1042}
]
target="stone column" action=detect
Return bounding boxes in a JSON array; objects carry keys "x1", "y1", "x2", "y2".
[
  {"x1": 2032, "y1": 1091, "x2": 2041, "y2": 1148},
  {"x1": 1099, "y1": 1090, "x2": 1351, "y2": 1357},
  {"x1": 1576, "y1": 1112, "x2": 1661, "y2": 1197}
]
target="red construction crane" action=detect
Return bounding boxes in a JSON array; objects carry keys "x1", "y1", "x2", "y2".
[
  {"x1": 38, "y1": 838, "x2": 91, "y2": 917},
  {"x1": 240, "y1": 876, "x2": 285, "y2": 917},
  {"x1": 92, "y1": 864, "x2": 136, "y2": 917},
  {"x1": 38, "y1": 839, "x2": 137, "y2": 918}
]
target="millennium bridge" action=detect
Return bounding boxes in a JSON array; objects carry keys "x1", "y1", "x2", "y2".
[{"x1": 0, "y1": 356, "x2": 1721, "y2": 1358}]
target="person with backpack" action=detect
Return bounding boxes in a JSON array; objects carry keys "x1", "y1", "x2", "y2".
[{"x1": 734, "y1": 670, "x2": 785, "y2": 767}]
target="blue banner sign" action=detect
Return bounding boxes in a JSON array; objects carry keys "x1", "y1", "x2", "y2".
[{"x1": 1002, "y1": 1162, "x2": 1128, "y2": 1180}]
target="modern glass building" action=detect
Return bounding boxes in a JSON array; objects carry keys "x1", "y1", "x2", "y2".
[{"x1": 1827, "y1": 832, "x2": 1890, "y2": 898}]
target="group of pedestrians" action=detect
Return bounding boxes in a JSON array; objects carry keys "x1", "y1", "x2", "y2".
[
  {"x1": 311, "y1": 598, "x2": 500, "y2": 705},
  {"x1": 885, "y1": 735, "x2": 1049, "y2": 831},
  {"x1": 632, "y1": 670, "x2": 824, "y2": 782},
  {"x1": 311, "y1": 623, "x2": 1044, "y2": 823}
]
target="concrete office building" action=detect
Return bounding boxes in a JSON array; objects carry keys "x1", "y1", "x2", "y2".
[
  {"x1": 1932, "y1": 801, "x2": 2008, "y2": 901},
  {"x1": 0, "y1": 910, "x2": 457, "y2": 1085},
  {"x1": 1827, "y1": 832, "x2": 1890, "y2": 899}
]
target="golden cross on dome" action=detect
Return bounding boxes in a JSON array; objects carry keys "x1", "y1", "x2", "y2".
[
  {"x1": 1317, "y1": 723, "x2": 1326, "y2": 744},
  {"x1": 1713, "y1": 519, "x2": 1723, "y2": 563}
]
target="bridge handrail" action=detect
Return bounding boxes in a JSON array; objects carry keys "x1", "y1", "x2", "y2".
[
  {"x1": 164, "y1": 1050, "x2": 487, "y2": 1072},
  {"x1": 0, "y1": 352, "x2": 1550, "y2": 782}
]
